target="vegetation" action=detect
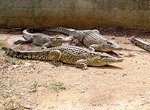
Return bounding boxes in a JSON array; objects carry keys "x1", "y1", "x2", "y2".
[
  {"x1": 30, "y1": 81, "x2": 38, "y2": 92},
  {"x1": 50, "y1": 82, "x2": 66, "y2": 91},
  {"x1": 0, "y1": 99, "x2": 24, "y2": 110}
]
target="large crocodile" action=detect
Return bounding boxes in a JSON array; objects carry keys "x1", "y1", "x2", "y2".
[
  {"x1": 131, "y1": 36, "x2": 150, "y2": 52},
  {"x1": 2, "y1": 45, "x2": 123, "y2": 69},
  {"x1": 47, "y1": 27, "x2": 122, "y2": 52},
  {"x1": 14, "y1": 29, "x2": 72, "y2": 49}
]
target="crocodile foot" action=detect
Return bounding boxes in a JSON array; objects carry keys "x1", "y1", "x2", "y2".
[{"x1": 53, "y1": 62, "x2": 63, "y2": 67}]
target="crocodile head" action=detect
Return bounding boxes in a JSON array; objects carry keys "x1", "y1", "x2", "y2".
[
  {"x1": 100, "y1": 40, "x2": 122, "y2": 52},
  {"x1": 88, "y1": 53, "x2": 123, "y2": 66}
]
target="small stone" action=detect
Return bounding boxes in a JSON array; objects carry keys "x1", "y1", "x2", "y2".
[
  {"x1": 135, "y1": 61, "x2": 138, "y2": 63},
  {"x1": 24, "y1": 62, "x2": 31, "y2": 66},
  {"x1": 37, "y1": 107, "x2": 41, "y2": 110},
  {"x1": 112, "y1": 36, "x2": 115, "y2": 40},
  {"x1": 80, "y1": 90, "x2": 86, "y2": 93},
  {"x1": 143, "y1": 63, "x2": 148, "y2": 65},
  {"x1": 13, "y1": 65, "x2": 19, "y2": 68},
  {"x1": 104, "y1": 72, "x2": 107, "y2": 74},
  {"x1": 122, "y1": 73, "x2": 127, "y2": 77}
]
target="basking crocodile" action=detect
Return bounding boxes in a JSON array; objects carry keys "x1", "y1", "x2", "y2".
[
  {"x1": 47, "y1": 27, "x2": 122, "y2": 52},
  {"x1": 14, "y1": 29, "x2": 72, "y2": 49},
  {"x1": 2, "y1": 45, "x2": 123, "y2": 69},
  {"x1": 131, "y1": 36, "x2": 150, "y2": 52},
  {"x1": 47, "y1": 27, "x2": 99, "y2": 43}
]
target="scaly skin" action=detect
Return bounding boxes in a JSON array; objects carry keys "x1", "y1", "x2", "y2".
[
  {"x1": 14, "y1": 29, "x2": 72, "y2": 49},
  {"x1": 2, "y1": 45, "x2": 123, "y2": 69},
  {"x1": 131, "y1": 36, "x2": 150, "y2": 52},
  {"x1": 83, "y1": 31, "x2": 122, "y2": 52},
  {"x1": 47, "y1": 27, "x2": 99, "y2": 42},
  {"x1": 47, "y1": 27, "x2": 122, "y2": 52}
]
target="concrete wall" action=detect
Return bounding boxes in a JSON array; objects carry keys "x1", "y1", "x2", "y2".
[{"x1": 0, "y1": 0, "x2": 150, "y2": 29}]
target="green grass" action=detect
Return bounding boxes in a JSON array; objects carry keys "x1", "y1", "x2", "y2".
[
  {"x1": 50, "y1": 82, "x2": 66, "y2": 91},
  {"x1": 0, "y1": 99, "x2": 23, "y2": 110},
  {"x1": 15, "y1": 91, "x2": 25, "y2": 96},
  {"x1": 30, "y1": 81, "x2": 38, "y2": 92},
  {"x1": 0, "y1": 83, "x2": 6, "y2": 88}
]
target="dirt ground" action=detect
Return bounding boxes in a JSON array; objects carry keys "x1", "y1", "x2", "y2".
[{"x1": 0, "y1": 28, "x2": 150, "y2": 110}]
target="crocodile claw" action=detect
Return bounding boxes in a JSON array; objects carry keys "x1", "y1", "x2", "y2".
[
  {"x1": 53, "y1": 62, "x2": 63, "y2": 67},
  {"x1": 81, "y1": 66, "x2": 88, "y2": 70}
]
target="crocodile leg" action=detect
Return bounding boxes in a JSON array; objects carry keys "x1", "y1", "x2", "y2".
[
  {"x1": 13, "y1": 37, "x2": 32, "y2": 45},
  {"x1": 89, "y1": 44, "x2": 100, "y2": 52},
  {"x1": 75, "y1": 59, "x2": 88, "y2": 70},
  {"x1": 41, "y1": 42, "x2": 52, "y2": 49},
  {"x1": 49, "y1": 50, "x2": 62, "y2": 66}
]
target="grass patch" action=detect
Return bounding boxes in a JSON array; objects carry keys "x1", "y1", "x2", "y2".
[
  {"x1": 0, "y1": 83, "x2": 6, "y2": 88},
  {"x1": 30, "y1": 81, "x2": 38, "y2": 92},
  {"x1": 15, "y1": 91, "x2": 25, "y2": 96},
  {"x1": 0, "y1": 99, "x2": 23, "y2": 110},
  {"x1": 50, "y1": 82, "x2": 66, "y2": 91}
]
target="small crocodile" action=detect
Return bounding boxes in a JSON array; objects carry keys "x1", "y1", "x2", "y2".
[
  {"x1": 14, "y1": 29, "x2": 72, "y2": 49},
  {"x1": 2, "y1": 45, "x2": 123, "y2": 69},
  {"x1": 131, "y1": 36, "x2": 150, "y2": 52},
  {"x1": 47, "y1": 27, "x2": 122, "y2": 52}
]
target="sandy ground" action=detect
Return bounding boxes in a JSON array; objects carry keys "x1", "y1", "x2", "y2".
[{"x1": 0, "y1": 28, "x2": 150, "y2": 110}]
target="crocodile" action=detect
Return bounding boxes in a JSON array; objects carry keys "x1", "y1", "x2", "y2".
[
  {"x1": 47, "y1": 27, "x2": 99, "y2": 43},
  {"x1": 2, "y1": 45, "x2": 123, "y2": 69},
  {"x1": 47, "y1": 27, "x2": 122, "y2": 52},
  {"x1": 14, "y1": 29, "x2": 72, "y2": 49},
  {"x1": 131, "y1": 36, "x2": 150, "y2": 52}
]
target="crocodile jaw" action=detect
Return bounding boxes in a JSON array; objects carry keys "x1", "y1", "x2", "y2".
[
  {"x1": 87, "y1": 53, "x2": 123, "y2": 66},
  {"x1": 100, "y1": 40, "x2": 122, "y2": 52},
  {"x1": 109, "y1": 40, "x2": 122, "y2": 51}
]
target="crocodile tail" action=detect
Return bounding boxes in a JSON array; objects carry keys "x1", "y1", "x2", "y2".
[
  {"x1": 2, "y1": 47, "x2": 31, "y2": 59},
  {"x1": 47, "y1": 27, "x2": 75, "y2": 35},
  {"x1": 22, "y1": 29, "x2": 34, "y2": 40},
  {"x1": 2, "y1": 47, "x2": 16, "y2": 57},
  {"x1": 23, "y1": 29, "x2": 34, "y2": 36},
  {"x1": 2, "y1": 47, "x2": 50, "y2": 60},
  {"x1": 47, "y1": 27, "x2": 67, "y2": 32},
  {"x1": 2, "y1": 47, "x2": 9, "y2": 52}
]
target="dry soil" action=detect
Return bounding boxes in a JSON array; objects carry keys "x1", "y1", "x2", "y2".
[{"x1": 0, "y1": 28, "x2": 150, "y2": 110}]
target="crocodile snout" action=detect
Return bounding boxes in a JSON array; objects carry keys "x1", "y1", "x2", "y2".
[
  {"x1": 115, "y1": 46, "x2": 122, "y2": 50},
  {"x1": 116, "y1": 58, "x2": 123, "y2": 62}
]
